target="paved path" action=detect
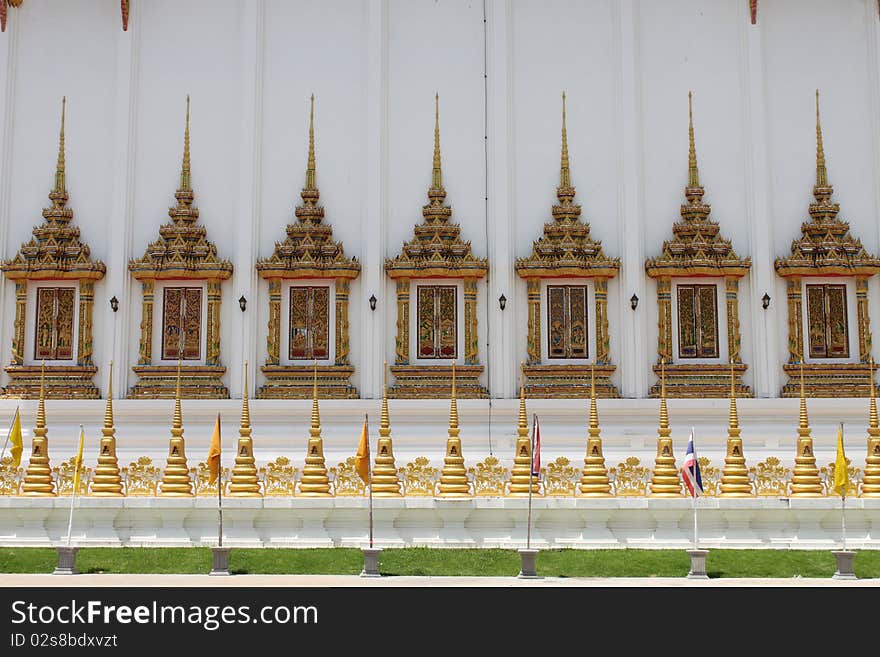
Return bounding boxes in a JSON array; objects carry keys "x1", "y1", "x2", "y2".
[{"x1": 1, "y1": 574, "x2": 878, "y2": 586}]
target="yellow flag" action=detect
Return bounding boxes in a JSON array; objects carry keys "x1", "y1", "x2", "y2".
[
  {"x1": 8, "y1": 407, "x2": 23, "y2": 468},
  {"x1": 355, "y1": 415, "x2": 370, "y2": 485},
  {"x1": 72, "y1": 426, "x2": 85, "y2": 493},
  {"x1": 208, "y1": 413, "x2": 221, "y2": 485},
  {"x1": 833, "y1": 423, "x2": 848, "y2": 497}
]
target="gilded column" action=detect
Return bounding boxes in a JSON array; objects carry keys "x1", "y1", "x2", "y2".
[
  {"x1": 206, "y1": 279, "x2": 222, "y2": 366},
  {"x1": 725, "y1": 277, "x2": 741, "y2": 363},
  {"x1": 11, "y1": 281, "x2": 26, "y2": 365},
  {"x1": 395, "y1": 278, "x2": 410, "y2": 365},
  {"x1": 786, "y1": 278, "x2": 803, "y2": 362},
  {"x1": 863, "y1": 359, "x2": 880, "y2": 496},
  {"x1": 857, "y1": 276, "x2": 872, "y2": 362},
  {"x1": 138, "y1": 280, "x2": 153, "y2": 365},
  {"x1": 526, "y1": 278, "x2": 541, "y2": 365},
  {"x1": 594, "y1": 278, "x2": 610, "y2": 364},
  {"x1": 266, "y1": 279, "x2": 281, "y2": 365},
  {"x1": 656, "y1": 277, "x2": 672, "y2": 362},
  {"x1": 464, "y1": 278, "x2": 478, "y2": 365},
  {"x1": 335, "y1": 277, "x2": 350, "y2": 365},
  {"x1": 77, "y1": 280, "x2": 95, "y2": 366}
]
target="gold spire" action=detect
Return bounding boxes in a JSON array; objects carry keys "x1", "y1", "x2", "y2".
[
  {"x1": 798, "y1": 358, "x2": 809, "y2": 433},
  {"x1": 310, "y1": 359, "x2": 320, "y2": 434},
  {"x1": 180, "y1": 95, "x2": 191, "y2": 192},
  {"x1": 560, "y1": 91, "x2": 571, "y2": 189},
  {"x1": 864, "y1": 357, "x2": 880, "y2": 496},
  {"x1": 240, "y1": 360, "x2": 251, "y2": 432},
  {"x1": 815, "y1": 89, "x2": 828, "y2": 189},
  {"x1": 649, "y1": 358, "x2": 682, "y2": 497},
  {"x1": 509, "y1": 362, "x2": 539, "y2": 496},
  {"x1": 104, "y1": 360, "x2": 114, "y2": 430},
  {"x1": 300, "y1": 359, "x2": 331, "y2": 496},
  {"x1": 172, "y1": 357, "x2": 183, "y2": 431},
  {"x1": 22, "y1": 361, "x2": 55, "y2": 496},
  {"x1": 658, "y1": 357, "x2": 669, "y2": 435},
  {"x1": 449, "y1": 360, "x2": 458, "y2": 430},
  {"x1": 687, "y1": 91, "x2": 700, "y2": 189},
  {"x1": 720, "y1": 358, "x2": 751, "y2": 496},
  {"x1": 728, "y1": 358, "x2": 739, "y2": 435},
  {"x1": 579, "y1": 362, "x2": 611, "y2": 496},
  {"x1": 438, "y1": 360, "x2": 470, "y2": 496},
  {"x1": 92, "y1": 360, "x2": 123, "y2": 496},
  {"x1": 305, "y1": 94, "x2": 316, "y2": 191},
  {"x1": 372, "y1": 361, "x2": 402, "y2": 496},
  {"x1": 588, "y1": 361, "x2": 598, "y2": 434},
  {"x1": 229, "y1": 360, "x2": 261, "y2": 497},
  {"x1": 380, "y1": 360, "x2": 391, "y2": 435},
  {"x1": 871, "y1": 357, "x2": 878, "y2": 431},
  {"x1": 159, "y1": 357, "x2": 192, "y2": 496},
  {"x1": 431, "y1": 93, "x2": 443, "y2": 192},
  {"x1": 790, "y1": 357, "x2": 822, "y2": 496},
  {"x1": 54, "y1": 97, "x2": 66, "y2": 194}
]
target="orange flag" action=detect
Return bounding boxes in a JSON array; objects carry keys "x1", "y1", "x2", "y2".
[
  {"x1": 208, "y1": 412, "x2": 221, "y2": 485},
  {"x1": 355, "y1": 415, "x2": 370, "y2": 485}
]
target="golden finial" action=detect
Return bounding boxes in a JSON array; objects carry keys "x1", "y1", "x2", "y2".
[
  {"x1": 431, "y1": 93, "x2": 443, "y2": 192},
  {"x1": 180, "y1": 95, "x2": 191, "y2": 192},
  {"x1": 687, "y1": 91, "x2": 700, "y2": 188},
  {"x1": 798, "y1": 357, "x2": 809, "y2": 432},
  {"x1": 172, "y1": 357, "x2": 183, "y2": 430},
  {"x1": 241, "y1": 360, "x2": 251, "y2": 431},
  {"x1": 659, "y1": 357, "x2": 670, "y2": 434},
  {"x1": 305, "y1": 94, "x2": 316, "y2": 191},
  {"x1": 380, "y1": 360, "x2": 390, "y2": 434},
  {"x1": 36, "y1": 360, "x2": 46, "y2": 430},
  {"x1": 815, "y1": 89, "x2": 828, "y2": 188},
  {"x1": 518, "y1": 361, "x2": 527, "y2": 432},
  {"x1": 310, "y1": 359, "x2": 321, "y2": 433},
  {"x1": 54, "y1": 97, "x2": 66, "y2": 194},
  {"x1": 589, "y1": 362, "x2": 598, "y2": 433},
  {"x1": 870, "y1": 357, "x2": 878, "y2": 431},
  {"x1": 728, "y1": 358, "x2": 740, "y2": 434},
  {"x1": 104, "y1": 360, "x2": 114, "y2": 429},
  {"x1": 449, "y1": 360, "x2": 459, "y2": 431},
  {"x1": 560, "y1": 91, "x2": 571, "y2": 189}
]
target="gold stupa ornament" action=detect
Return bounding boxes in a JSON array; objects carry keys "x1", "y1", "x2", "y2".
[
  {"x1": 228, "y1": 361, "x2": 261, "y2": 497},
  {"x1": 21, "y1": 362, "x2": 56, "y2": 496},
  {"x1": 720, "y1": 359, "x2": 752, "y2": 496},
  {"x1": 579, "y1": 364, "x2": 611, "y2": 496},
  {"x1": 1, "y1": 97, "x2": 106, "y2": 400},
  {"x1": 863, "y1": 358, "x2": 880, "y2": 496},
  {"x1": 371, "y1": 362, "x2": 402, "y2": 497},
  {"x1": 90, "y1": 360, "x2": 123, "y2": 496},
  {"x1": 385, "y1": 95, "x2": 488, "y2": 399},
  {"x1": 256, "y1": 95, "x2": 360, "y2": 400},
  {"x1": 789, "y1": 360, "x2": 822, "y2": 496},
  {"x1": 649, "y1": 359, "x2": 682, "y2": 497},
  {"x1": 515, "y1": 93, "x2": 620, "y2": 398},
  {"x1": 438, "y1": 362, "x2": 472, "y2": 497},
  {"x1": 159, "y1": 360, "x2": 193, "y2": 496},
  {"x1": 645, "y1": 92, "x2": 751, "y2": 399},
  {"x1": 775, "y1": 91, "x2": 880, "y2": 397},
  {"x1": 129, "y1": 96, "x2": 233, "y2": 400},
  {"x1": 508, "y1": 364, "x2": 539, "y2": 496},
  {"x1": 298, "y1": 361, "x2": 331, "y2": 496}
]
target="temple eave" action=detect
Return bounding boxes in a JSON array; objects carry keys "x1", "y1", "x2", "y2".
[
  {"x1": 514, "y1": 264, "x2": 619, "y2": 279},
  {"x1": 774, "y1": 262, "x2": 880, "y2": 278},
  {"x1": 128, "y1": 265, "x2": 233, "y2": 281},
  {"x1": 256, "y1": 264, "x2": 360, "y2": 280},
  {"x1": 384, "y1": 263, "x2": 488, "y2": 279},
  {"x1": 645, "y1": 262, "x2": 750, "y2": 279},
  {"x1": 0, "y1": 266, "x2": 106, "y2": 281}
]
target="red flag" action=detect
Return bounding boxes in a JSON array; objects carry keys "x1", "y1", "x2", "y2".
[{"x1": 531, "y1": 415, "x2": 541, "y2": 477}]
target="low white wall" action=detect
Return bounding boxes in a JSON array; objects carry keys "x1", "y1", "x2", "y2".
[{"x1": 2, "y1": 497, "x2": 879, "y2": 550}]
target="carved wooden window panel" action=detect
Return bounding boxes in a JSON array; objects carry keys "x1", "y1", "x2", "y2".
[
  {"x1": 546, "y1": 285, "x2": 589, "y2": 359},
  {"x1": 288, "y1": 286, "x2": 330, "y2": 360},
  {"x1": 677, "y1": 284, "x2": 718, "y2": 359},
  {"x1": 34, "y1": 287, "x2": 75, "y2": 361},
  {"x1": 417, "y1": 285, "x2": 457, "y2": 359},
  {"x1": 161, "y1": 287, "x2": 202, "y2": 361},
  {"x1": 806, "y1": 284, "x2": 849, "y2": 359}
]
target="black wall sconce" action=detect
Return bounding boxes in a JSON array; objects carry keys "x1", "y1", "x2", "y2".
[
  {"x1": 762, "y1": 293, "x2": 771, "y2": 310},
  {"x1": 369, "y1": 294, "x2": 377, "y2": 311},
  {"x1": 498, "y1": 294, "x2": 507, "y2": 311},
  {"x1": 630, "y1": 294, "x2": 639, "y2": 311},
  {"x1": 109, "y1": 296, "x2": 119, "y2": 313},
  {"x1": 239, "y1": 295, "x2": 247, "y2": 312}
]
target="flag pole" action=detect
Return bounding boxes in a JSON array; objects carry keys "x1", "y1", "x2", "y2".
[
  {"x1": 366, "y1": 413, "x2": 373, "y2": 549},
  {"x1": 0, "y1": 406, "x2": 18, "y2": 463},
  {"x1": 840, "y1": 421, "x2": 846, "y2": 552},
  {"x1": 66, "y1": 424, "x2": 83, "y2": 548},
  {"x1": 218, "y1": 412, "x2": 223, "y2": 549},
  {"x1": 692, "y1": 426, "x2": 698, "y2": 550},
  {"x1": 526, "y1": 413, "x2": 534, "y2": 551}
]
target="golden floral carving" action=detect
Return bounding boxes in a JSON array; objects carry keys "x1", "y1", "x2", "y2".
[
  {"x1": 259, "y1": 457, "x2": 297, "y2": 496},
  {"x1": 749, "y1": 456, "x2": 790, "y2": 497},
  {"x1": 467, "y1": 455, "x2": 508, "y2": 497},
  {"x1": 0, "y1": 456, "x2": 23, "y2": 495},
  {"x1": 697, "y1": 456, "x2": 721, "y2": 496},
  {"x1": 820, "y1": 458, "x2": 861, "y2": 498},
  {"x1": 53, "y1": 456, "x2": 90, "y2": 496},
  {"x1": 399, "y1": 456, "x2": 438, "y2": 497},
  {"x1": 121, "y1": 457, "x2": 160, "y2": 496},
  {"x1": 330, "y1": 457, "x2": 366, "y2": 497},
  {"x1": 541, "y1": 456, "x2": 579, "y2": 496},
  {"x1": 610, "y1": 457, "x2": 651, "y2": 497},
  {"x1": 190, "y1": 461, "x2": 229, "y2": 496}
]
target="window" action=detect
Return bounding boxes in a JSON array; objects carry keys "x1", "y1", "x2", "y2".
[
  {"x1": 806, "y1": 284, "x2": 849, "y2": 359},
  {"x1": 34, "y1": 287, "x2": 75, "y2": 360},
  {"x1": 417, "y1": 285, "x2": 457, "y2": 359},
  {"x1": 547, "y1": 285, "x2": 588, "y2": 359},
  {"x1": 289, "y1": 286, "x2": 329, "y2": 360},
  {"x1": 677, "y1": 284, "x2": 718, "y2": 359},
  {"x1": 162, "y1": 287, "x2": 202, "y2": 361}
]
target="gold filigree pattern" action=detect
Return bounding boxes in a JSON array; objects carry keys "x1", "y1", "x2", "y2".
[
  {"x1": 467, "y1": 456, "x2": 508, "y2": 497},
  {"x1": 259, "y1": 457, "x2": 297, "y2": 496},
  {"x1": 53, "y1": 456, "x2": 90, "y2": 496},
  {"x1": 697, "y1": 456, "x2": 721, "y2": 497},
  {"x1": 121, "y1": 457, "x2": 161, "y2": 496},
  {"x1": 610, "y1": 457, "x2": 651, "y2": 497},
  {"x1": 0, "y1": 456, "x2": 23, "y2": 495},
  {"x1": 820, "y1": 459, "x2": 861, "y2": 497},
  {"x1": 749, "y1": 457, "x2": 791, "y2": 497},
  {"x1": 541, "y1": 456, "x2": 579, "y2": 496},
  {"x1": 330, "y1": 457, "x2": 366, "y2": 496},
  {"x1": 399, "y1": 456, "x2": 438, "y2": 497},
  {"x1": 190, "y1": 461, "x2": 230, "y2": 496}
]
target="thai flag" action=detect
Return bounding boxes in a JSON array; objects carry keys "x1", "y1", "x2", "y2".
[
  {"x1": 681, "y1": 428, "x2": 703, "y2": 498},
  {"x1": 531, "y1": 415, "x2": 542, "y2": 477}
]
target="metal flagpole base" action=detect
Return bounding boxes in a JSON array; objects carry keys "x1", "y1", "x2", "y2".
[
  {"x1": 360, "y1": 547, "x2": 382, "y2": 577},
  {"x1": 686, "y1": 549, "x2": 709, "y2": 579},
  {"x1": 53, "y1": 547, "x2": 79, "y2": 575},
  {"x1": 832, "y1": 550, "x2": 857, "y2": 580},
  {"x1": 210, "y1": 547, "x2": 232, "y2": 576},
  {"x1": 517, "y1": 549, "x2": 542, "y2": 579}
]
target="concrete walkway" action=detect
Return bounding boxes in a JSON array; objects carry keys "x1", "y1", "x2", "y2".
[{"x1": 1, "y1": 574, "x2": 878, "y2": 586}]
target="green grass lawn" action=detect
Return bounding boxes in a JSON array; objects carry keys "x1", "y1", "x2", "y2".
[{"x1": 1, "y1": 547, "x2": 879, "y2": 578}]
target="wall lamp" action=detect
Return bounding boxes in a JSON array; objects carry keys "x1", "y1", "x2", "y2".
[
  {"x1": 762, "y1": 293, "x2": 771, "y2": 310},
  {"x1": 369, "y1": 294, "x2": 377, "y2": 311},
  {"x1": 239, "y1": 295, "x2": 247, "y2": 312},
  {"x1": 109, "y1": 296, "x2": 119, "y2": 313},
  {"x1": 498, "y1": 294, "x2": 507, "y2": 311},
  {"x1": 630, "y1": 294, "x2": 639, "y2": 311}
]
